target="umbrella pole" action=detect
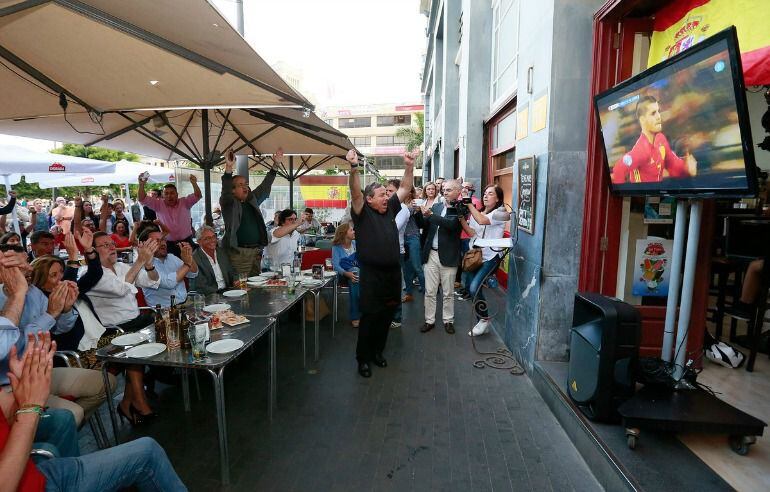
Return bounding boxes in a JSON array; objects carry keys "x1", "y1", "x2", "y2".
[
  {"x1": 201, "y1": 109, "x2": 213, "y2": 226},
  {"x1": 289, "y1": 156, "x2": 294, "y2": 211},
  {"x1": 3, "y1": 175, "x2": 20, "y2": 235}
]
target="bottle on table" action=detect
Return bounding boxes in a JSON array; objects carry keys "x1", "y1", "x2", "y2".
[
  {"x1": 154, "y1": 303, "x2": 167, "y2": 344},
  {"x1": 293, "y1": 251, "x2": 302, "y2": 274},
  {"x1": 167, "y1": 295, "x2": 180, "y2": 350},
  {"x1": 180, "y1": 311, "x2": 191, "y2": 350}
]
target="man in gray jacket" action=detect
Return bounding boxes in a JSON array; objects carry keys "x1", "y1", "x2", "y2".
[
  {"x1": 191, "y1": 225, "x2": 236, "y2": 295},
  {"x1": 220, "y1": 149, "x2": 281, "y2": 275}
]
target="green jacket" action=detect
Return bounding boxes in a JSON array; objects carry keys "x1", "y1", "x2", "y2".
[{"x1": 220, "y1": 170, "x2": 276, "y2": 249}]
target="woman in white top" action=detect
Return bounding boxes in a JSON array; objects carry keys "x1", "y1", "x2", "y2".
[
  {"x1": 265, "y1": 209, "x2": 302, "y2": 270},
  {"x1": 459, "y1": 184, "x2": 510, "y2": 336},
  {"x1": 423, "y1": 182, "x2": 439, "y2": 209}
]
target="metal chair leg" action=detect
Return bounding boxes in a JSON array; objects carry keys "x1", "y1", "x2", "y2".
[{"x1": 194, "y1": 370, "x2": 202, "y2": 401}]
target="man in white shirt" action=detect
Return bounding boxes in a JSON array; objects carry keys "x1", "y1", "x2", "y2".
[
  {"x1": 264, "y1": 209, "x2": 302, "y2": 269},
  {"x1": 86, "y1": 231, "x2": 160, "y2": 330},
  {"x1": 191, "y1": 225, "x2": 236, "y2": 295}
]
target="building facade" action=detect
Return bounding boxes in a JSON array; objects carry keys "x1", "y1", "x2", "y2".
[
  {"x1": 420, "y1": 0, "x2": 603, "y2": 369},
  {"x1": 319, "y1": 103, "x2": 425, "y2": 181}
]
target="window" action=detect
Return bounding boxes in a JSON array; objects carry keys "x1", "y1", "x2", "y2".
[
  {"x1": 491, "y1": 0, "x2": 519, "y2": 104},
  {"x1": 374, "y1": 156, "x2": 405, "y2": 170},
  {"x1": 338, "y1": 117, "x2": 370, "y2": 129},
  {"x1": 375, "y1": 135, "x2": 408, "y2": 146},
  {"x1": 491, "y1": 110, "x2": 516, "y2": 153},
  {"x1": 323, "y1": 118, "x2": 334, "y2": 126},
  {"x1": 351, "y1": 136, "x2": 370, "y2": 147},
  {"x1": 376, "y1": 115, "x2": 411, "y2": 127}
]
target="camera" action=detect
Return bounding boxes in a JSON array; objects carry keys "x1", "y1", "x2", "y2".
[{"x1": 451, "y1": 199, "x2": 470, "y2": 217}]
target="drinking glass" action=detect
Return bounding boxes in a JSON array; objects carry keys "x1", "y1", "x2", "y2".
[
  {"x1": 190, "y1": 293, "x2": 205, "y2": 316},
  {"x1": 238, "y1": 273, "x2": 248, "y2": 289},
  {"x1": 166, "y1": 321, "x2": 181, "y2": 350},
  {"x1": 188, "y1": 323, "x2": 207, "y2": 360}
]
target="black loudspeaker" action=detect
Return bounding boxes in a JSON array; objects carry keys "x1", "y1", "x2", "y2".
[{"x1": 568, "y1": 292, "x2": 641, "y2": 422}]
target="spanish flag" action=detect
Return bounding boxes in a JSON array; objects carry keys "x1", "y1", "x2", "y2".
[
  {"x1": 648, "y1": 0, "x2": 770, "y2": 85},
  {"x1": 298, "y1": 175, "x2": 349, "y2": 209}
]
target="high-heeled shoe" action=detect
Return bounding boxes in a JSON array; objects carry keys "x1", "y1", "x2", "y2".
[
  {"x1": 117, "y1": 404, "x2": 143, "y2": 426},
  {"x1": 130, "y1": 404, "x2": 158, "y2": 422}
]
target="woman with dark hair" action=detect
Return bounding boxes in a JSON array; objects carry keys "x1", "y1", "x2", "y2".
[
  {"x1": 264, "y1": 209, "x2": 302, "y2": 269},
  {"x1": 105, "y1": 198, "x2": 133, "y2": 234},
  {"x1": 459, "y1": 184, "x2": 510, "y2": 336},
  {"x1": 331, "y1": 222, "x2": 360, "y2": 327},
  {"x1": 110, "y1": 221, "x2": 133, "y2": 252},
  {"x1": 0, "y1": 231, "x2": 21, "y2": 246}
]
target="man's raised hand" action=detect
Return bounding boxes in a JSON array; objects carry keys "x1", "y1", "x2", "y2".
[
  {"x1": 273, "y1": 148, "x2": 284, "y2": 163},
  {"x1": 403, "y1": 150, "x2": 418, "y2": 167},
  {"x1": 346, "y1": 149, "x2": 359, "y2": 167},
  {"x1": 77, "y1": 228, "x2": 94, "y2": 251}
]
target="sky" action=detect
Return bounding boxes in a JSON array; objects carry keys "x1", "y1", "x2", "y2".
[
  {"x1": 213, "y1": 0, "x2": 427, "y2": 108},
  {"x1": 0, "y1": 0, "x2": 427, "y2": 153}
]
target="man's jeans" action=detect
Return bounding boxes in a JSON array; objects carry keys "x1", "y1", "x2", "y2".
[
  {"x1": 33, "y1": 408, "x2": 80, "y2": 459},
  {"x1": 403, "y1": 234, "x2": 425, "y2": 293},
  {"x1": 38, "y1": 437, "x2": 187, "y2": 491}
]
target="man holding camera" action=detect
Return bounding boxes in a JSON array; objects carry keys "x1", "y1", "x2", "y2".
[{"x1": 415, "y1": 180, "x2": 464, "y2": 334}]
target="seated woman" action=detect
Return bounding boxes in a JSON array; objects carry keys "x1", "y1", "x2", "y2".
[
  {"x1": 459, "y1": 185, "x2": 510, "y2": 337},
  {"x1": 1, "y1": 332, "x2": 187, "y2": 492},
  {"x1": 109, "y1": 221, "x2": 133, "y2": 253},
  {"x1": 264, "y1": 209, "x2": 302, "y2": 270},
  {"x1": 104, "y1": 198, "x2": 133, "y2": 235},
  {"x1": 331, "y1": 222, "x2": 360, "y2": 328}
]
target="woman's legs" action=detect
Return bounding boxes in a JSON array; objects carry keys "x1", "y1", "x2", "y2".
[
  {"x1": 121, "y1": 365, "x2": 153, "y2": 416},
  {"x1": 349, "y1": 281, "x2": 361, "y2": 322},
  {"x1": 740, "y1": 259, "x2": 765, "y2": 304},
  {"x1": 466, "y1": 258, "x2": 500, "y2": 320},
  {"x1": 38, "y1": 437, "x2": 187, "y2": 491}
]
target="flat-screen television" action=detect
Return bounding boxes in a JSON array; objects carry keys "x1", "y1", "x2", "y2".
[{"x1": 594, "y1": 26, "x2": 757, "y2": 197}]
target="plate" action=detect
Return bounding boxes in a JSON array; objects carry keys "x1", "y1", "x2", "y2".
[
  {"x1": 247, "y1": 276, "x2": 264, "y2": 282},
  {"x1": 203, "y1": 303, "x2": 231, "y2": 313},
  {"x1": 222, "y1": 289, "x2": 247, "y2": 298},
  {"x1": 259, "y1": 271, "x2": 278, "y2": 278},
  {"x1": 246, "y1": 280, "x2": 265, "y2": 287},
  {"x1": 111, "y1": 333, "x2": 146, "y2": 346},
  {"x1": 124, "y1": 343, "x2": 166, "y2": 359},
  {"x1": 206, "y1": 339, "x2": 244, "y2": 354}
]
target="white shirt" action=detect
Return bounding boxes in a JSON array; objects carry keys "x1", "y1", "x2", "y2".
[
  {"x1": 204, "y1": 250, "x2": 226, "y2": 289},
  {"x1": 468, "y1": 209, "x2": 508, "y2": 261},
  {"x1": 431, "y1": 205, "x2": 448, "y2": 249},
  {"x1": 265, "y1": 229, "x2": 300, "y2": 269},
  {"x1": 87, "y1": 261, "x2": 160, "y2": 326},
  {"x1": 395, "y1": 204, "x2": 410, "y2": 254}
]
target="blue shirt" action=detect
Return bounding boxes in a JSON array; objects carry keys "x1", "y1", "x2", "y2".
[
  {"x1": 141, "y1": 254, "x2": 198, "y2": 308},
  {"x1": 331, "y1": 241, "x2": 357, "y2": 275},
  {"x1": 0, "y1": 286, "x2": 77, "y2": 385}
]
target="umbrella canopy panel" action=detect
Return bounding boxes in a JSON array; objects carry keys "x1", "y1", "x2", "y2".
[
  {"x1": 0, "y1": 107, "x2": 355, "y2": 162},
  {"x1": 25, "y1": 159, "x2": 175, "y2": 188},
  {"x1": 0, "y1": 144, "x2": 115, "y2": 179},
  {"x1": 0, "y1": 0, "x2": 309, "y2": 120}
]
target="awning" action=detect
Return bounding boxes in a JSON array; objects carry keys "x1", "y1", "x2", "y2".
[
  {"x1": 27, "y1": 159, "x2": 175, "y2": 188},
  {"x1": 648, "y1": 0, "x2": 770, "y2": 85},
  {"x1": 0, "y1": 0, "x2": 310, "y2": 119},
  {"x1": 0, "y1": 144, "x2": 115, "y2": 180}
]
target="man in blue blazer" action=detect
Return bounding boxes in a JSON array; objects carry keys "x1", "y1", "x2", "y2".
[{"x1": 414, "y1": 179, "x2": 463, "y2": 334}]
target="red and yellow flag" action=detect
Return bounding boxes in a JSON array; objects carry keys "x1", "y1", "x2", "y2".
[
  {"x1": 298, "y1": 175, "x2": 348, "y2": 209},
  {"x1": 648, "y1": 0, "x2": 770, "y2": 85}
]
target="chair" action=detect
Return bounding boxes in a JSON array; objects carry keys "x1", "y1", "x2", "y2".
[
  {"x1": 315, "y1": 239, "x2": 333, "y2": 250},
  {"x1": 301, "y1": 249, "x2": 331, "y2": 270}
]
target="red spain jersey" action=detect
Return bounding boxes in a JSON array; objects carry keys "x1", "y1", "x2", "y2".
[{"x1": 611, "y1": 132, "x2": 690, "y2": 184}]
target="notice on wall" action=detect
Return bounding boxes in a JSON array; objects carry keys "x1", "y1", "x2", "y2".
[
  {"x1": 632, "y1": 237, "x2": 673, "y2": 297},
  {"x1": 516, "y1": 156, "x2": 536, "y2": 234},
  {"x1": 643, "y1": 196, "x2": 675, "y2": 224},
  {"x1": 516, "y1": 107, "x2": 529, "y2": 140},
  {"x1": 532, "y1": 94, "x2": 548, "y2": 132}
]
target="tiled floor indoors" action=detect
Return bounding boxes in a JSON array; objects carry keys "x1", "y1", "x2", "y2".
[{"x1": 79, "y1": 291, "x2": 601, "y2": 491}]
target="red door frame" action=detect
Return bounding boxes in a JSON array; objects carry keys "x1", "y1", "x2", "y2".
[{"x1": 579, "y1": 0, "x2": 710, "y2": 358}]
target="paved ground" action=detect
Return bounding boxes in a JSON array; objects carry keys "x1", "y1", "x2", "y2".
[{"x1": 80, "y1": 290, "x2": 601, "y2": 491}]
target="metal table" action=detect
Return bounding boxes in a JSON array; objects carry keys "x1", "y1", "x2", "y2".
[{"x1": 96, "y1": 316, "x2": 275, "y2": 485}]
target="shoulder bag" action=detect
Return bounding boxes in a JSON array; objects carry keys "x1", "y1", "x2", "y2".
[{"x1": 462, "y1": 225, "x2": 486, "y2": 272}]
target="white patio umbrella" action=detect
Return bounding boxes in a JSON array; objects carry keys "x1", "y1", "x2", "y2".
[{"x1": 0, "y1": 144, "x2": 116, "y2": 233}]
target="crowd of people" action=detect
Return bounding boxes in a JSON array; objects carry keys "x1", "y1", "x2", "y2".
[{"x1": 0, "y1": 146, "x2": 510, "y2": 489}]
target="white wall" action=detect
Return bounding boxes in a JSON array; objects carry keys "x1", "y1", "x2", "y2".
[{"x1": 747, "y1": 90, "x2": 770, "y2": 170}]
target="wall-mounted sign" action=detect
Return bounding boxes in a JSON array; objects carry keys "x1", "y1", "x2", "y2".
[{"x1": 517, "y1": 156, "x2": 536, "y2": 234}]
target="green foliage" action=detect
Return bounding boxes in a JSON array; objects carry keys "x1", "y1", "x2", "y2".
[
  {"x1": 51, "y1": 143, "x2": 140, "y2": 163},
  {"x1": 324, "y1": 168, "x2": 340, "y2": 175},
  {"x1": 395, "y1": 112, "x2": 424, "y2": 168}
]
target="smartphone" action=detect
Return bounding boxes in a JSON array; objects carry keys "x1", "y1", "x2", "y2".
[
  {"x1": 413, "y1": 199, "x2": 426, "y2": 207},
  {"x1": 227, "y1": 149, "x2": 235, "y2": 162}
]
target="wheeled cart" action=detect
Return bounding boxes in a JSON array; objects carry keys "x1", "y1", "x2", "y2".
[{"x1": 618, "y1": 385, "x2": 766, "y2": 455}]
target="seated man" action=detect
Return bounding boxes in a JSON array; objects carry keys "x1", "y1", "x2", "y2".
[
  {"x1": 140, "y1": 229, "x2": 198, "y2": 307},
  {"x1": 28, "y1": 231, "x2": 55, "y2": 262},
  {"x1": 191, "y1": 226, "x2": 235, "y2": 295},
  {"x1": 1, "y1": 331, "x2": 187, "y2": 491}
]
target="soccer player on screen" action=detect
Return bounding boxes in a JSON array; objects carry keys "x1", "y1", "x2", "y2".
[{"x1": 611, "y1": 96, "x2": 697, "y2": 184}]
